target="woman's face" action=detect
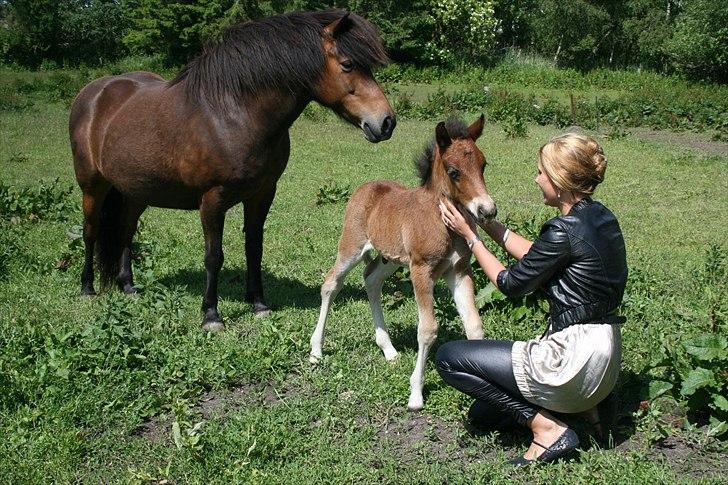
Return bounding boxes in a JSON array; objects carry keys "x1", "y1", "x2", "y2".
[{"x1": 535, "y1": 158, "x2": 559, "y2": 207}]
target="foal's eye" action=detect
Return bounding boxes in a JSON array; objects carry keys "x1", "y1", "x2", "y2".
[
  {"x1": 447, "y1": 167, "x2": 460, "y2": 181},
  {"x1": 340, "y1": 60, "x2": 354, "y2": 72}
]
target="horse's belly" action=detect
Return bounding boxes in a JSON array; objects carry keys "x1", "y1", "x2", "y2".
[{"x1": 114, "y1": 177, "x2": 202, "y2": 210}]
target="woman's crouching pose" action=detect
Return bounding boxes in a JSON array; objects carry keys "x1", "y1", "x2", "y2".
[{"x1": 437, "y1": 133, "x2": 627, "y2": 466}]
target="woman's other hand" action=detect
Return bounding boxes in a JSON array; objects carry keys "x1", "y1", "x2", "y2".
[{"x1": 439, "y1": 199, "x2": 476, "y2": 240}]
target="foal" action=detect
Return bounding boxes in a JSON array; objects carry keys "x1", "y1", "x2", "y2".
[{"x1": 310, "y1": 116, "x2": 497, "y2": 410}]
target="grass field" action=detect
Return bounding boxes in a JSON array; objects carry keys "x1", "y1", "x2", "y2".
[{"x1": 1, "y1": 90, "x2": 727, "y2": 483}]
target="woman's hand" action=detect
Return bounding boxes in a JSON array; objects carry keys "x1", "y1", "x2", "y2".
[{"x1": 439, "y1": 199, "x2": 477, "y2": 240}]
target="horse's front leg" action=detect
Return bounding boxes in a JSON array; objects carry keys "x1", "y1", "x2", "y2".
[
  {"x1": 243, "y1": 185, "x2": 277, "y2": 317},
  {"x1": 200, "y1": 190, "x2": 227, "y2": 332},
  {"x1": 445, "y1": 261, "x2": 484, "y2": 340},
  {"x1": 408, "y1": 263, "x2": 437, "y2": 411}
]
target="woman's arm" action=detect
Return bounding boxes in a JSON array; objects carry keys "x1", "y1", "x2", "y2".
[
  {"x1": 482, "y1": 220, "x2": 532, "y2": 260},
  {"x1": 439, "y1": 199, "x2": 504, "y2": 286}
]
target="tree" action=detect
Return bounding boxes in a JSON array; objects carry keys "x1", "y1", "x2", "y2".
[{"x1": 665, "y1": 0, "x2": 728, "y2": 81}]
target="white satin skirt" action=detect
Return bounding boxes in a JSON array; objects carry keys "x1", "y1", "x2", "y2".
[{"x1": 511, "y1": 323, "x2": 621, "y2": 414}]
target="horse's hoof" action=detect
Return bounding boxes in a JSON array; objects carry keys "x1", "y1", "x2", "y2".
[
  {"x1": 407, "y1": 397, "x2": 424, "y2": 412},
  {"x1": 202, "y1": 321, "x2": 225, "y2": 333},
  {"x1": 384, "y1": 350, "x2": 399, "y2": 362},
  {"x1": 253, "y1": 303, "x2": 272, "y2": 318},
  {"x1": 80, "y1": 289, "x2": 96, "y2": 297},
  {"x1": 122, "y1": 285, "x2": 139, "y2": 295},
  {"x1": 309, "y1": 354, "x2": 321, "y2": 364}
]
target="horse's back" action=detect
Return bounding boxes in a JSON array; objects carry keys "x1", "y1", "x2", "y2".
[{"x1": 70, "y1": 72, "x2": 166, "y2": 185}]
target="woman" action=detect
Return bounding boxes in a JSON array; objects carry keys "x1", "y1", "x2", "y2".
[{"x1": 437, "y1": 133, "x2": 627, "y2": 465}]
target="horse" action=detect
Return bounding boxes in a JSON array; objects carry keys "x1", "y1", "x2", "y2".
[
  {"x1": 310, "y1": 115, "x2": 497, "y2": 410},
  {"x1": 69, "y1": 10, "x2": 395, "y2": 331}
]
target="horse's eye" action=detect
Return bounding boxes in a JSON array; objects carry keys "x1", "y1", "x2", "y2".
[
  {"x1": 447, "y1": 167, "x2": 460, "y2": 181},
  {"x1": 340, "y1": 60, "x2": 354, "y2": 72}
]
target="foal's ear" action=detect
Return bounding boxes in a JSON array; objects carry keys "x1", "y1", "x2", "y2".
[
  {"x1": 436, "y1": 121, "x2": 452, "y2": 150},
  {"x1": 324, "y1": 13, "x2": 353, "y2": 39},
  {"x1": 468, "y1": 114, "x2": 485, "y2": 140}
]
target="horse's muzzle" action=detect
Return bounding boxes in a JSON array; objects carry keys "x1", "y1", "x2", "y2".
[{"x1": 362, "y1": 114, "x2": 396, "y2": 143}]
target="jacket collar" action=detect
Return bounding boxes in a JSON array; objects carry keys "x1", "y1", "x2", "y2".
[{"x1": 568, "y1": 196, "x2": 593, "y2": 215}]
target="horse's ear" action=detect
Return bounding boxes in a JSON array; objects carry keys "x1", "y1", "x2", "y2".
[
  {"x1": 468, "y1": 114, "x2": 485, "y2": 140},
  {"x1": 324, "y1": 13, "x2": 353, "y2": 39},
  {"x1": 436, "y1": 121, "x2": 451, "y2": 150}
]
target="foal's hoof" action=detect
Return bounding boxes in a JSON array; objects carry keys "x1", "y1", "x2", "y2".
[
  {"x1": 202, "y1": 321, "x2": 225, "y2": 333},
  {"x1": 407, "y1": 396, "x2": 424, "y2": 412},
  {"x1": 309, "y1": 354, "x2": 322, "y2": 364},
  {"x1": 80, "y1": 288, "x2": 96, "y2": 297},
  {"x1": 122, "y1": 285, "x2": 139, "y2": 295},
  {"x1": 252, "y1": 302, "x2": 272, "y2": 318}
]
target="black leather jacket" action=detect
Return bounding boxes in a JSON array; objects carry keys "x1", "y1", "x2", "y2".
[{"x1": 496, "y1": 197, "x2": 627, "y2": 332}]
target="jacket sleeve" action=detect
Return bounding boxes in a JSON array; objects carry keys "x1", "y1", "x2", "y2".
[{"x1": 496, "y1": 221, "x2": 570, "y2": 297}]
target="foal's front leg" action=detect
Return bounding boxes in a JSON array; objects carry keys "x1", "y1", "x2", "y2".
[
  {"x1": 200, "y1": 190, "x2": 227, "y2": 332},
  {"x1": 408, "y1": 263, "x2": 437, "y2": 411},
  {"x1": 445, "y1": 263, "x2": 484, "y2": 340}
]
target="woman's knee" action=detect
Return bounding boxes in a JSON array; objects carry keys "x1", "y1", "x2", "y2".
[{"x1": 435, "y1": 340, "x2": 466, "y2": 375}]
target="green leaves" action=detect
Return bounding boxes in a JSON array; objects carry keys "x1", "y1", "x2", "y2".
[
  {"x1": 680, "y1": 367, "x2": 717, "y2": 397},
  {"x1": 683, "y1": 334, "x2": 728, "y2": 362}
]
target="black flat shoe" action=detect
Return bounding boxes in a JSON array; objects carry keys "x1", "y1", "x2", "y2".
[{"x1": 507, "y1": 428, "x2": 580, "y2": 466}]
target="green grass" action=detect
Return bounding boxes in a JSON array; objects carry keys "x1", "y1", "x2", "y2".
[{"x1": 1, "y1": 92, "x2": 726, "y2": 483}]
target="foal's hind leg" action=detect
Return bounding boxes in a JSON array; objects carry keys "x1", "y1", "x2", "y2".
[
  {"x1": 310, "y1": 242, "x2": 371, "y2": 363},
  {"x1": 363, "y1": 255, "x2": 399, "y2": 361},
  {"x1": 445, "y1": 263, "x2": 484, "y2": 340},
  {"x1": 116, "y1": 202, "x2": 146, "y2": 294},
  {"x1": 80, "y1": 185, "x2": 110, "y2": 295}
]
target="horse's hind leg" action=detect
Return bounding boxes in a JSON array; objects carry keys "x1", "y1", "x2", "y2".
[
  {"x1": 408, "y1": 263, "x2": 437, "y2": 411},
  {"x1": 116, "y1": 202, "x2": 146, "y2": 294},
  {"x1": 445, "y1": 263, "x2": 484, "y2": 339},
  {"x1": 310, "y1": 241, "x2": 371, "y2": 363},
  {"x1": 80, "y1": 185, "x2": 110, "y2": 295},
  {"x1": 363, "y1": 255, "x2": 399, "y2": 361}
]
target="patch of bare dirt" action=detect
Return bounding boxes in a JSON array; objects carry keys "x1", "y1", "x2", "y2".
[
  {"x1": 650, "y1": 435, "x2": 727, "y2": 481},
  {"x1": 632, "y1": 128, "x2": 728, "y2": 156}
]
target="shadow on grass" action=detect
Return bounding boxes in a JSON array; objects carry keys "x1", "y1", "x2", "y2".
[{"x1": 158, "y1": 267, "x2": 367, "y2": 311}]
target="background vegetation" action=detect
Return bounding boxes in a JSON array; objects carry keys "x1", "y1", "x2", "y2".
[
  {"x1": 1, "y1": 1, "x2": 726, "y2": 482},
  {"x1": 1, "y1": 60, "x2": 727, "y2": 480},
  {"x1": 1, "y1": 0, "x2": 728, "y2": 82}
]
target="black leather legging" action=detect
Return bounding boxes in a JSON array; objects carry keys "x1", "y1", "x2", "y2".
[{"x1": 435, "y1": 339, "x2": 539, "y2": 426}]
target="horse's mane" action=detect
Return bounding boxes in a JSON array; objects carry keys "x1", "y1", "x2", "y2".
[
  {"x1": 415, "y1": 117, "x2": 470, "y2": 186},
  {"x1": 170, "y1": 10, "x2": 388, "y2": 108}
]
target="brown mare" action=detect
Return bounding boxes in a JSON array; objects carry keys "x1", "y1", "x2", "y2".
[
  {"x1": 310, "y1": 116, "x2": 496, "y2": 410},
  {"x1": 69, "y1": 10, "x2": 395, "y2": 331}
]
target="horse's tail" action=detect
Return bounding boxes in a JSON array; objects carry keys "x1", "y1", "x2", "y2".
[{"x1": 97, "y1": 187, "x2": 125, "y2": 288}]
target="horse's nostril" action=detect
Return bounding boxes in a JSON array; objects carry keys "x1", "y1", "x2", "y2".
[
  {"x1": 478, "y1": 206, "x2": 497, "y2": 221},
  {"x1": 381, "y1": 115, "x2": 396, "y2": 136}
]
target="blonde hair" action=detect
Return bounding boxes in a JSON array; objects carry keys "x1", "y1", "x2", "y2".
[{"x1": 539, "y1": 133, "x2": 607, "y2": 196}]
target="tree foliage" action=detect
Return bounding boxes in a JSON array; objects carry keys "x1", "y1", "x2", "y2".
[{"x1": 0, "y1": 0, "x2": 727, "y2": 82}]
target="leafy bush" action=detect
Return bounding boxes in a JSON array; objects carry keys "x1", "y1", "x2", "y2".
[
  {"x1": 644, "y1": 246, "x2": 728, "y2": 437},
  {"x1": 0, "y1": 179, "x2": 76, "y2": 222}
]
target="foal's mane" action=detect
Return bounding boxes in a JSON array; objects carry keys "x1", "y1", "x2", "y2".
[
  {"x1": 170, "y1": 10, "x2": 388, "y2": 108},
  {"x1": 415, "y1": 118, "x2": 471, "y2": 186}
]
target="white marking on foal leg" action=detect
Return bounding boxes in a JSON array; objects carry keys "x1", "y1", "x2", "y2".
[
  {"x1": 446, "y1": 268, "x2": 484, "y2": 339},
  {"x1": 310, "y1": 248, "x2": 368, "y2": 363},
  {"x1": 408, "y1": 267, "x2": 437, "y2": 411},
  {"x1": 364, "y1": 256, "x2": 399, "y2": 361}
]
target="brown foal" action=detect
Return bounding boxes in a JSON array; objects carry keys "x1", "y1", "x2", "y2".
[
  {"x1": 69, "y1": 11, "x2": 395, "y2": 330},
  {"x1": 310, "y1": 116, "x2": 496, "y2": 410}
]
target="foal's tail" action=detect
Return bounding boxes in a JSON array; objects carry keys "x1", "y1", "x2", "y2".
[{"x1": 97, "y1": 187, "x2": 126, "y2": 288}]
